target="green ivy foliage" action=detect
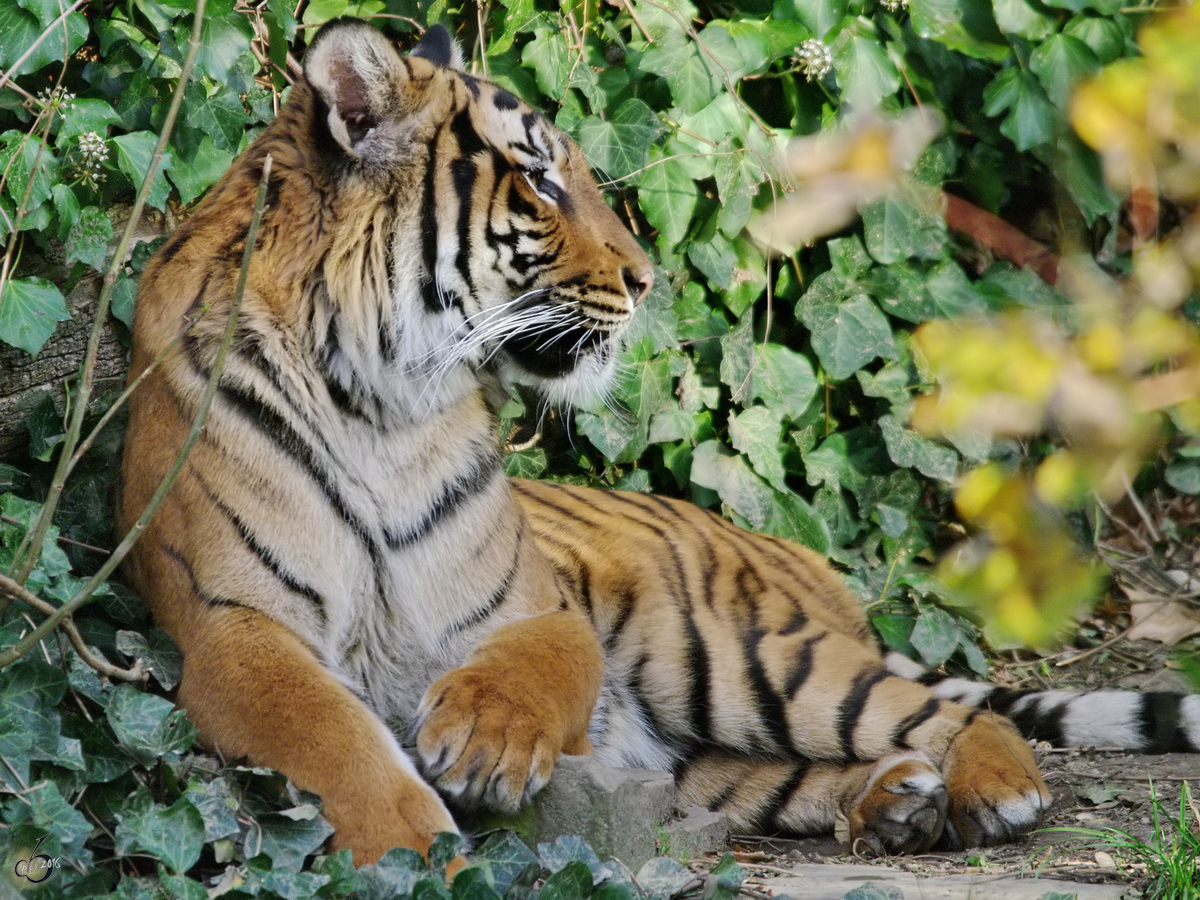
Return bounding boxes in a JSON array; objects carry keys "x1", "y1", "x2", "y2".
[{"x1": 0, "y1": 0, "x2": 1192, "y2": 894}]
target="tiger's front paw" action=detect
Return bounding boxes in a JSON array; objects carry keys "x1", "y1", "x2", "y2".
[
  {"x1": 414, "y1": 664, "x2": 565, "y2": 812},
  {"x1": 941, "y1": 713, "x2": 1052, "y2": 848},
  {"x1": 848, "y1": 755, "x2": 948, "y2": 855}
]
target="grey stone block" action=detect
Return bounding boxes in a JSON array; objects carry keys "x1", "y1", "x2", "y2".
[
  {"x1": 467, "y1": 756, "x2": 728, "y2": 869},
  {"x1": 659, "y1": 805, "x2": 729, "y2": 863}
]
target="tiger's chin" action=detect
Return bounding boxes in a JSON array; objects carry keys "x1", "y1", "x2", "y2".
[{"x1": 497, "y1": 340, "x2": 622, "y2": 411}]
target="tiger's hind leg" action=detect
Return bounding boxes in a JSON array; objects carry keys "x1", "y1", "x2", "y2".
[
  {"x1": 677, "y1": 752, "x2": 949, "y2": 855},
  {"x1": 677, "y1": 626, "x2": 1051, "y2": 852}
]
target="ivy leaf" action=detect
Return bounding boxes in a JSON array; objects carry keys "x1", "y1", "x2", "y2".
[
  {"x1": 641, "y1": 38, "x2": 721, "y2": 115},
  {"x1": 116, "y1": 797, "x2": 205, "y2": 875},
  {"x1": 505, "y1": 448, "x2": 547, "y2": 479},
  {"x1": 719, "y1": 315, "x2": 755, "y2": 399},
  {"x1": 910, "y1": 605, "x2": 960, "y2": 667},
  {"x1": 636, "y1": 857, "x2": 693, "y2": 900},
  {"x1": 301, "y1": 0, "x2": 385, "y2": 30},
  {"x1": 26, "y1": 395, "x2": 65, "y2": 462},
  {"x1": 879, "y1": 414, "x2": 958, "y2": 482},
  {"x1": 864, "y1": 263, "x2": 934, "y2": 323},
  {"x1": 1063, "y1": 14, "x2": 1124, "y2": 65},
  {"x1": 908, "y1": 0, "x2": 1008, "y2": 62},
  {"x1": 0, "y1": 129, "x2": 58, "y2": 216},
  {"x1": 57, "y1": 99, "x2": 121, "y2": 144},
  {"x1": 992, "y1": 0, "x2": 1056, "y2": 41},
  {"x1": 488, "y1": 0, "x2": 537, "y2": 56},
  {"x1": 862, "y1": 195, "x2": 947, "y2": 264},
  {"x1": 799, "y1": 292, "x2": 896, "y2": 380},
  {"x1": 690, "y1": 440, "x2": 774, "y2": 528},
  {"x1": 181, "y1": 82, "x2": 250, "y2": 154},
  {"x1": 834, "y1": 28, "x2": 901, "y2": 109},
  {"x1": 538, "y1": 835, "x2": 606, "y2": 880},
  {"x1": 577, "y1": 406, "x2": 646, "y2": 465},
  {"x1": 475, "y1": 832, "x2": 540, "y2": 896},
  {"x1": 0, "y1": 1, "x2": 86, "y2": 75},
  {"x1": 254, "y1": 810, "x2": 335, "y2": 868},
  {"x1": 639, "y1": 145, "x2": 699, "y2": 245},
  {"x1": 0, "y1": 277, "x2": 69, "y2": 355},
  {"x1": 715, "y1": 148, "x2": 763, "y2": 237},
  {"x1": 111, "y1": 132, "x2": 173, "y2": 211},
  {"x1": 25, "y1": 780, "x2": 93, "y2": 855},
  {"x1": 167, "y1": 136, "x2": 234, "y2": 206},
  {"x1": 623, "y1": 268, "x2": 679, "y2": 354},
  {"x1": 690, "y1": 231, "x2": 738, "y2": 290},
  {"x1": 1029, "y1": 34, "x2": 1100, "y2": 110},
  {"x1": 65, "y1": 206, "x2": 112, "y2": 270},
  {"x1": 729, "y1": 407, "x2": 787, "y2": 491},
  {"x1": 923, "y1": 260, "x2": 989, "y2": 317},
  {"x1": 115, "y1": 629, "x2": 183, "y2": 691},
  {"x1": 522, "y1": 25, "x2": 569, "y2": 98},
  {"x1": 184, "y1": 777, "x2": 242, "y2": 842},
  {"x1": 793, "y1": 0, "x2": 846, "y2": 38},
  {"x1": 576, "y1": 99, "x2": 662, "y2": 184},
  {"x1": 762, "y1": 491, "x2": 831, "y2": 553},
  {"x1": 1038, "y1": 0, "x2": 1119, "y2": 15},
  {"x1": 982, "y1": 68, "x2": 1057, "y2": 152},
  {"x1": 105, "y1": 684, "x2": 198, "y2": 765},
  {"x1": 540, "y1": 861, "x2": 594, "y2": 900},
  {"x1": 0, "y1": 659, "x2": 66, "y2": 780},
  {"x1": 193, "y1": 6, "x2": 254, "y2": 82},
  {"x1": 111, "y1": 274, "x2": 139, "y2": 329},
  {"x1": 751, "y1": 344, "x2": 818, "y2": 419}
]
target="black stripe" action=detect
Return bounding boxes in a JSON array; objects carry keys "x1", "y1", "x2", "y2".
[
  {"x1": 1139, "y1": 693, "x2": 1192, "y2": 753},
  {"x1": 451, "y1": 154, "x2": 477, "y2": 294},
  {"x1": 763, "y1": 761, "x2": 811, "y2": 831},
  {"x1": 196, "y1": 474, "x2": 326, "y2": 623},
  {"x1": 384, "y1": 449, "x2": 501, "y2": 548},
  {"x1": 420, "y1": 140, "x2": 443, "y2": 312},
  {"x1": 894, "y1": 697, "x2": 941, "y2": 748},
  {"x1": 784, "y1": 633, "x2": 824, "y2": 698},
  {"x1": 163, "y1": 544, "x2": 247, "y2": 609},
  {"x1": 441, "y1": 533, "x2": 522, "y2": 640},
  {"x1": 838, "y1": 669, "x2": 889, "y2": 760},
  {"x1": 743, "y1": 622, "x2": 792, "y2": 753},
  {"x1": 604, "y1": 586, "x2": 635, "y2": 651}
]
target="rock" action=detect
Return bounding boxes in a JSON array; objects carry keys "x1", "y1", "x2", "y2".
[{"x1": 467, "y1": 755, "x2": 728, "y2": 869}]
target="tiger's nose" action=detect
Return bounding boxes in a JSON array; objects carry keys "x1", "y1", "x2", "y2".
[{"x1": 623, "y1": 266, "x2": 654, "y2": 306}]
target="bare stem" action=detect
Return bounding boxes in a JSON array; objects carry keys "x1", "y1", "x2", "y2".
[
  {"x1": 0, "y1": 573, "x2": 146, "y2": 683},
  {"x1": 9, "y1": 0, "x2": 207, "y2": 584},
  {"x1": 0, "y1": 152, "x2": 273, "y2": 671}
]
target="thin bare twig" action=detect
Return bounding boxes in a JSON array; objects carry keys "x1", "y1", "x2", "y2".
[
  {"x1": 0, "y1": 573, "x2": 147, "y2": 683},
  {"x1": 0, "y1": 152, "x2": 274, "y2": 671},
  {"x1": 9, "y1": 0, "x2": 207, "y2": 585}
]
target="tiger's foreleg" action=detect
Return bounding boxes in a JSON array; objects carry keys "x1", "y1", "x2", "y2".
[
  {"x1": 414, "y1": 610, "x2": 604, "y2": 812},
  {"x1": 175, "y1": 606, "x2": 462, "y2": 868}
]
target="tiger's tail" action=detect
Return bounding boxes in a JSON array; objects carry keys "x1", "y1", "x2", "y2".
[{"x1": 885, "y1": 652, "x2": 1200, "y2": 753}]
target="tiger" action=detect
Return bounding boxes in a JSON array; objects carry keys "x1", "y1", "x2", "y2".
[{"x1": 117, "y1": 17, "x2": 1200, "y2": 870}]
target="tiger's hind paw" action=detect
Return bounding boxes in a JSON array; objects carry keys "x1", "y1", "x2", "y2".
[
  {"x1": 847, "y1": 755, "x2": 947, "y2": 856},
  {"x1": 941, "y1": 714, "x2": 1052, "y2": 848}
]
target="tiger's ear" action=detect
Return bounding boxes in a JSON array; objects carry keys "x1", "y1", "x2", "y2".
[
  {"x1": 304, "y1": 19, "x2": 408, "y2": 156},
  {"x1": 410, "y1": 25, "x2": 464, "y2": 71}
]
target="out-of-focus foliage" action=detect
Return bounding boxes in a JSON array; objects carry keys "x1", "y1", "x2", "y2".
[{"x1": 907, "y1": 4, "x2": 1200, "y2": 645}]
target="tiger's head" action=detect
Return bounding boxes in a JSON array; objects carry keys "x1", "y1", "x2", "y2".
[{"x1": 301, "y1": 20, "x2": 654, "y2": 414}]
